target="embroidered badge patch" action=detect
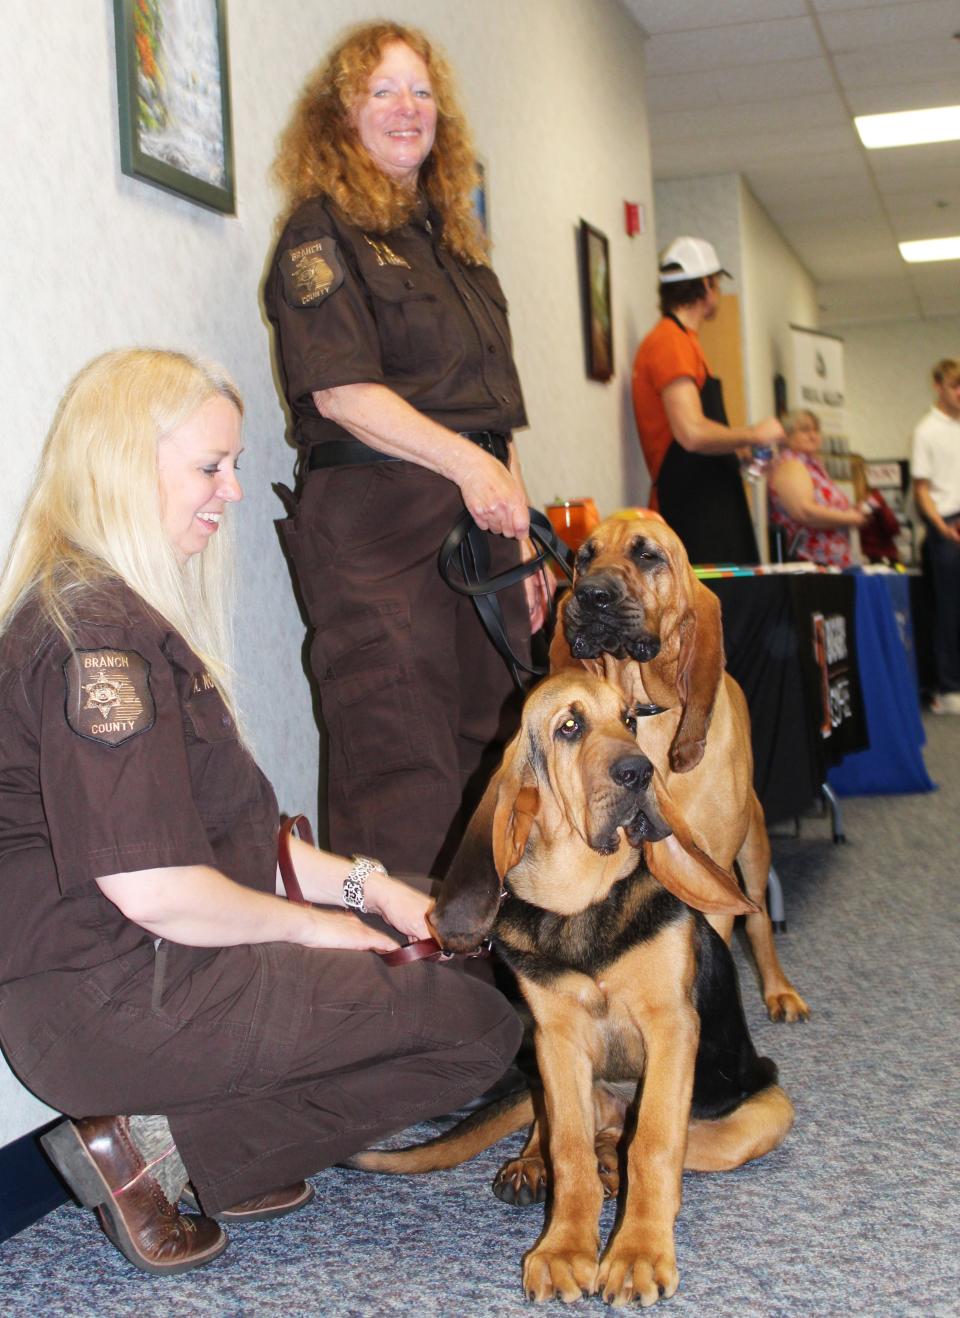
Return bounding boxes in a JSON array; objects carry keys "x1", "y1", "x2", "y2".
[
  {"x1": 362, "y1": 234, "x2": 412, "y2": 269},
  {"x1": 280, "y1": 238, "x2": 344, "y2": 307},
  {"x1": 63, "y1": 649, "x2": 156, "y2": 747}
]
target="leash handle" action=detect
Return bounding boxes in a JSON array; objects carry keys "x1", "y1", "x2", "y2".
[
  {"x1": 438, "y1": 508, "x2": 574, "y2": 598},
  {"x1": 437, "y1": 508, "x2": 575, "y2": 687},
  {"x1": 278, "y1": 814, "x2": 314, "y2": 905}
]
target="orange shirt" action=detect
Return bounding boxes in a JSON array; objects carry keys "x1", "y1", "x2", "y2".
[{"x1": 631, "y1": 317, "x2": 709, "y2": 484}]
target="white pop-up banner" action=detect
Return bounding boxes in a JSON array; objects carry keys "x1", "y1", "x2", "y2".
[{"x1": 790, "y1": 325, "x2": 846, "y2": 443}]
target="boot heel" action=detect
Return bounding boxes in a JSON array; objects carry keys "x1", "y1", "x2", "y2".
[{"x1": 41, "y1": 1122, "x2": 109, "y2": 1209}]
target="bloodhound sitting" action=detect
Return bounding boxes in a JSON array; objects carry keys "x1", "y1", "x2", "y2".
[
  {"x1": 349, "y1": 672, "x2": 794, "y2": 1307},
  {"x1": 550, "y1": 509, "x2": 808, "y2": 1022}
]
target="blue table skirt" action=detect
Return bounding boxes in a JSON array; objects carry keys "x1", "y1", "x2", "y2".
[{"x1": 828, "y1": 573, "x2": 935, "y2": 797}]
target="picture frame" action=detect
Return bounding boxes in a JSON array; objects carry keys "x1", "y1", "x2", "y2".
[
  {"x1": 578, "y1": 220, "x2": 613, "y2": 382},
  {"x1": 113, "y1": 0, "x2": 236, "y2": 214},
  {"x1": 472, "y1": 158, "x2": 489, "y2": 238}
]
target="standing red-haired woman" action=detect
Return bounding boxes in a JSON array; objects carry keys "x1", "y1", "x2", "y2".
[{"x1": 266, "y1": 22, "x2": 546, "y2": 881}]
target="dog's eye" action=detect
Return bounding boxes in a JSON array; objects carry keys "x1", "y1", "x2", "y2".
[
  {"x1": 556, "y1": 716, "x2": 581, "y2": 741},
  {"x1": 624, "y1": 713, "x2": 637, "y2": 734}
]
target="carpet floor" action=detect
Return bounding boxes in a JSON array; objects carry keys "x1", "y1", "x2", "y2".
[{"x1": 2, "y1": 716, "x2": 957, "y2": 1317}]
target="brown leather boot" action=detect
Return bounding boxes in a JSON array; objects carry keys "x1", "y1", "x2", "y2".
[
  {"x1": 181, "y1": 1180, "x2": 315, "y2": 1223},
  {"x1": 41, "y1": 1116, "x2": 228, "y2": 1275}
]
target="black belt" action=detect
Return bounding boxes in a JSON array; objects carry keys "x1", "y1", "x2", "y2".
[{"x1": 306, "y1": 430, "x2": 510, "y2": 471}]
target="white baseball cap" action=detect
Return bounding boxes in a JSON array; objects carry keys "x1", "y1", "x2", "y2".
[{"x1": 658, "y1": 236, "x2": 731, "y2": 283}]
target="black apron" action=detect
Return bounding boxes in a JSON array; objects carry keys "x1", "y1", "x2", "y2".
[{"x1": 655, "y1": 316, "x2": 759, "y2": 566}]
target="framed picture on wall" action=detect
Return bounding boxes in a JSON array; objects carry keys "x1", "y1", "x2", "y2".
[
  {"x1": 578, "y1": 220, "x2": 613, "y2": 382},
  {"x1": 472, "y1": 158, "x2": 489, "y2": 237},
  {"x1": 113, "y1": 0, "x2": 236, "y2": 214}
]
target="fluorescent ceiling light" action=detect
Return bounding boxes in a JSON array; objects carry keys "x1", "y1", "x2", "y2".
[
  {"x1": 899, "y1": 237, "x2": 960, "y2": 264},
  {"x1": 855, "y1": 104, "x2": 960, "y2": 149}
]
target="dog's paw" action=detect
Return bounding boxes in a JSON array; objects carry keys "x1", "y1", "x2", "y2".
[
  {"x1": 492, "y1": 1155, "x2": 547, "y2": 1207},
  {"x1": 598, "y1": 1234, "x2": 679, "y2": 1308},
  {"x1": 765, "y1": 988, "x2": 810, "y2": 1023},
  {"x1": 596, "y1": 1132, "x2": 620, "y2": 1200},
  {"x1": 522, "y1": 1241, "x2": 599, "y2": 1303}
]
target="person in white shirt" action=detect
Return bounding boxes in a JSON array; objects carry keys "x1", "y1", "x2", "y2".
[{"x1": 912, "y1": 358, "x2": 960, "y2": 714}]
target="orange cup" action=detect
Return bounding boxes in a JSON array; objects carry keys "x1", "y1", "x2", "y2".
[{"x1": 546, "y1": 499, "x2": 600, "y2": 551}]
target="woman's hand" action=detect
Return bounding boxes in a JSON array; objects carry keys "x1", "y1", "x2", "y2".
[
  {"x1": 519, "y1": 536, "x2": 554, "y2": 634},
  {"x1": 456, "y1": 446, "x2": 530, "y2": 538},
  {"x1": 300, "y1": 908, "x2": 402, "y2": 952},
  {"x1": 364, "y1": 872, "x2": 435, "y2": 941}
]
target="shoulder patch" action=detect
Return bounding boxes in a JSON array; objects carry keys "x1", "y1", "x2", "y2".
[
  {"x1": 63, "y1": 649, "x2": 156, "y2": 747},
  {"x1": 280, "y1": 237, "x2": 344, "y2": 307}
]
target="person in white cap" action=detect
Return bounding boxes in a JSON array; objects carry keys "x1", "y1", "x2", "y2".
[{"x1": 631, "y1": 236, "x2": 785, "y2": 563}]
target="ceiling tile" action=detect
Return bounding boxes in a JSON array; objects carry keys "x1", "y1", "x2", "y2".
[
  {"x1": 883, "y1": 192, "x2": 960, "y2": 230},
  {"x1": 745, "y1": 149, "x2": 872, "y2": 185},
  {"x1": 818, "y1": 0, "x2": 960, "y2": 50},
  {"x1": 623, "y1": 0, "x2": 806, "y2": 36},
  {"x1": 645, "y1": 58, "x2": 836, "y2": 112},
  {"x1": 894, "y1": 212, "x2": 960, "y2": 240},
  {"x1": 810, "y1": 0, "x2": 934, "y2": 11},
  {"x1": 763, "y1": 191, "x2": 886, "y2": 223},
  {"x1": 652, "y1": 125, "x2": 858, "y2": 175},
  {"x1": 833, "y1": 39, "x2": 960, "y2": 87},
  {"x1": 918, "y1": 291, "x2": 960, "y2": 317},
  {"x1": 868, "y1": 142, "x2": 960, "y2": 191},
  {"x1": 643, "y1": 17, "x2": 821, "y2": 75},
  {"x1": 846, "y1": 79, "x2": 960, "y2": 116},
  {"x1": 652, "y1": 93, "x2": 848, "y2": 143}
]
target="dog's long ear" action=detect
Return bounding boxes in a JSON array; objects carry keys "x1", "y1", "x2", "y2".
[
  {"x1": 670, "y1": 579, "x2": 724, "y2": 774},
  {"x1": 430, "y1": 767, "x2": 505, "y2": 954},
  {"x1": 492, "y1": 784, "x2": 540, "y2": 879},
  {"x1": 643, "y1": 771, "x2": 757, "y2": 915},
  {"x1": 430, "y1": 735, "x2": 540, "y2": 953}
]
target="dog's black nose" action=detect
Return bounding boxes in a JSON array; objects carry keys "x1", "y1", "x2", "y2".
[
  {"x1": 611, "y1": 754, "x2": 653, "y2": 791},
  {"x1": 574, "y1": 575, "x2": 620, "y2": 611}
]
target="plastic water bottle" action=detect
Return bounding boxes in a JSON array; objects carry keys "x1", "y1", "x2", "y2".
[{"x1": 743, "y1": 447, "x2": 774, "y2": 480}]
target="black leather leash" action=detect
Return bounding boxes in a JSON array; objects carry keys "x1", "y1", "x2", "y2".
[{"x1": 438, "y1": 508, "x2": 575, "y2": 689}]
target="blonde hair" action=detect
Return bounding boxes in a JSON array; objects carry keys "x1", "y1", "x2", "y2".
[
  {"x1": 781, "y1": 409, "x2": 820, "y2": 440},
  {"x1": 0, "y1": 348, "x2": 244, "y2": 717},
  {"x1": 273, "y1": 20, "x2": 488, "y2": 266},
  {"x1": 932, "y1": 358, "x2": 960, "y2": 387}
]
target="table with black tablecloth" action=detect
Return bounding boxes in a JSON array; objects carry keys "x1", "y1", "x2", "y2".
[{"x1": 705, "y1": 573, "x2": 869, "y2": 824}]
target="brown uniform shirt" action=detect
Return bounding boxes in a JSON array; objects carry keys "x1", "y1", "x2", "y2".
[
  {"x1": 0, "y1": 581, "x2": 279, "y2": 995},
  {"x1": 264, "y1": 195, "x2": 528, "y2": 446}
]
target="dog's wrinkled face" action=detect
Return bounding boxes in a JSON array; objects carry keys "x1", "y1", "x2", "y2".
[
  {"x1": 519, "y1": 674, "x2": 671, "y2": 857},
  {"x1": 432, "y1": 670, "x2": 755, "y2": 949},
  {"x1": 563, "y1": 516, "x2": 689, "y2": 663}
]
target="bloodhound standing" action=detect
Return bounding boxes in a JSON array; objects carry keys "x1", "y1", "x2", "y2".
[{"x1": 551, "y1": 510, "x2": 808, "y2": 1023}]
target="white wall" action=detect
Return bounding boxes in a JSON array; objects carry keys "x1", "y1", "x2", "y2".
[
  {"x1": 653, "y1": 173, "x2": 818, "y2": 422},
  {"x1": 0, "y1": 1, "x2": 656, "y2": 1144},
  {"x1": 832, "y1": 316, "x2": 960, "y2": 462},
  {"x1": 737, "y1": 181, "x2": 819, "y2": 422}
]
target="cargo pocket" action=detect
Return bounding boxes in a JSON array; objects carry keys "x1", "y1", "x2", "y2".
[{"x1": 312, "y1": 603, "x2": 434, "y2": 778}]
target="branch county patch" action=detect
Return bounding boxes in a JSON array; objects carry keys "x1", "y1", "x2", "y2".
[
  {"x1": 280, "y1": 238, "x2": 345, "y2": 307},
  {"x1": 63, "y1": 649, "x2": 156, "y2": 746}
]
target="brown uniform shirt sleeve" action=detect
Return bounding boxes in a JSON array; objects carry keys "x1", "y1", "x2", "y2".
[
  {"x1": 38, "y1": 621, "x2": 216, "y2": 894},
  {"x1": 267, "y1": 209, "x2": 387, "y2": 412}
]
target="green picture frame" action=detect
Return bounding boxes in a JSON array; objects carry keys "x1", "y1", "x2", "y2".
[
  {"x1": 113, "y1": 0, "x2": 236, "y2": 214},
  {"x1": 579, "y1": 219, "x2": 613, "y2": 382}
]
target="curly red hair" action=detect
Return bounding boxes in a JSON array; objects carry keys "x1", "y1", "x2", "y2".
[{"x1": 272, "y1": 21, "x2": 488, "y2": 266}]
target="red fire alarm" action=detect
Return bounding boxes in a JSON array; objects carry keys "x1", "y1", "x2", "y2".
[{"x1": 624, "y1": 201, "x2": 643, "y2": 237}]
